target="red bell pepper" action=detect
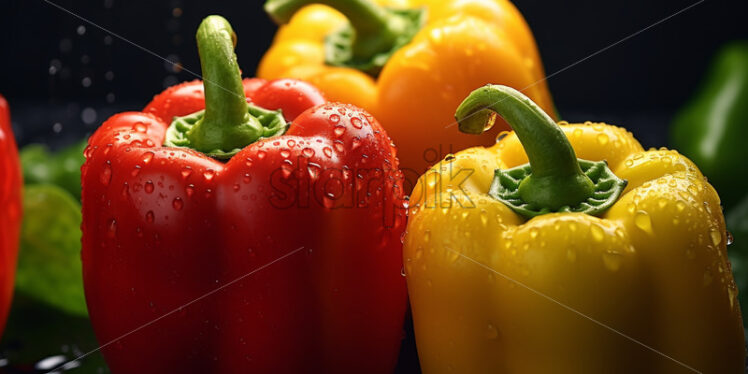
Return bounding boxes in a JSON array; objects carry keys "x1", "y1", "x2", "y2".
[
  {"x1": 82, "y1": 15, "x2": 407, "y2": 373},
  {"x1": 0, "y1": 94, "x2": 21, "y2": 338}
]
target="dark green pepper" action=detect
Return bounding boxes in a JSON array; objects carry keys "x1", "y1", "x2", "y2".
[{"x1": 670, "y1": 42, "x2": 748, "y2": 206}]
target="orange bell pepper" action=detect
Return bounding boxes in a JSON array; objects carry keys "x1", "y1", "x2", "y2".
[{"x1": 259, "y1": 0, "x2": 555, "y2": 180}]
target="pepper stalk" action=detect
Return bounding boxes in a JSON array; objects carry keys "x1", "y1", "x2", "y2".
[
  {"x1": 455, "y1": 85, "x2": 626, "y2": 218},
  {"x1": 163, "y1": 15, "x2": 286, "y2": 160}
]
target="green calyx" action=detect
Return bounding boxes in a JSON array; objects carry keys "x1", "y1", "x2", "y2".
[
  {"x1": 163, "y1": 15, "x2": 287, "y2": 160},
  {"x1": 264, "y1": 0, "x2": 426, "y2": 76},
  {"x1": 455, "y1": 85, "x2": 627, "y2": 219},
  {"x1": 165, "y1": 105, "x2": 287, "y2": 160}
]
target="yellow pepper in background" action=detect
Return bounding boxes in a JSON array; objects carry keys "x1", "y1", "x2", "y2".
[
  {"x1": 259, "y1": 0, "x2": 555, "y2": 178},
  {"x1": 404, "y1": 85, "x2": 744, "y2": 373}
]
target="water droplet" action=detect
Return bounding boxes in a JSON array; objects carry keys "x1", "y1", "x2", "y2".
[
  {"x1": 400, "y1": 267, "x2": 406, "y2": 277},
  {"x1": 185, "y1": 184, "x2": 195, "y2": 197},
  {"x1": 203, "y1": 169, "x2": 216, "y2": 181},
  {"x1": 602, "y1": 251, "x2": 622, "y2": 271},
  {"x1": 172, "y1": 198, "x2": 183, "y2": 211},
  {"x1": 727, "y1": 231, "x2": 734, "y2": 246},
  {"x1": 323, "y1": 147, "x2": 333, "y2": 158},
  {"x1": 444, "y1": 153, "x2": 455, "y2": 162},
  {"x1": 634, "y1": 211, "x2": 653, "y2": 234},
  {"x1": 121, "y1": 182, "x2": 130, "y2": 198},
  {"x1": 351, "y1": 137, "x2": 362, "y2": 150},
  {"x1": 722, "y1": 285, "x2": 737, "y2": 311},
  {"x1": 107, "y1": 219, "x2": 117, "y2": 238},
  {"x1": 133, "y1": 122, "x2": 147, "y2": 133},
  {"x1": 257, "y1": 151, "x2": 266, "y2": 160},
  {"x1": 709, "y1": 229, "x2": 722, "y2": 246},
  {"x1": 100, "y1": 162, "x2": 112, "y2": 186},
  {"x1": 423, "y1": 230, "x2": 430, "y2": 242},
  {"x1": 351, "y1": 117, "x2": 362, "y2": 129},
  {"x1": 280, "y1": 149, "x2": 291, "y2": 158},
  {"x1": 307, "y1": 163, "x2": 321, "y2": 179},
  {"x1": 329, "y1": 114, "x2": 340, "y2": 123},
  {"x1": 590, "y1": 224, "x2": 605, "y2": 242},
  {"x1": 495, "y1": 131, "x2": 510, "y2": 143},
  {"x1": 144, "y1": 181, "x2": 154, "y2": 193},
  {"x1": 657, "y1": 198, "x2": 668, "y2": 209},
  {"x1": 675, "y1": 201, "x2": 686, "y2": 212},
  {"x1": 145, "y1": 211, "x2": 155, "y2": 223},
  {"x1": 528, "y1": 227, "x2": 539, "y2": 239},
  {"x1": 597, "y1": 133, "x2": 609, "y2": 145},
  {"x1": 180, "y1": 167, "x2": 192, "y2": 180}
]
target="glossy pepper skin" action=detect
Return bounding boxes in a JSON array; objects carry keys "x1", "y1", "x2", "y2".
[
  {"x1": 82, "y1": 16, "x2": 407, "y2": 374},
  {"x1": 404, "y1": 86, "x2": 744, "y2": 373},
  {"x1": 0, "y1": 95, "x2": 21, "y2": 338},
  {"x1": 670, "y1": 42, "x2": 748, "y2": 207},
  {"x1": 259, "y1": 0, "x2": 555, "y2": 176}
]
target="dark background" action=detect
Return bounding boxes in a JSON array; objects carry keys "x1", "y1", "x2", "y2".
[
  {"x1": 0, "y1": 0, "x2": 746, "y2": 372},
  {"x1": 1, "y1": 0, "x2": 747, "y2": 149}
]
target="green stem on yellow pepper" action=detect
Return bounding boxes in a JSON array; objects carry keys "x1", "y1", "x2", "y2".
[
  {"x1": 455, "y1": 85, "x2": 625, "y2": 217},
  {"x1": 264, "y1": 0, "x2": 424, "y2": 75}
]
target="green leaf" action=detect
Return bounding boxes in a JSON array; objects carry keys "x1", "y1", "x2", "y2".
[
  {"x1": 20, "y1": 140, "x2": 87, "y2": 200},
  {"x1": 17, "y1": 184, "x2": 87, "y2": 316}
]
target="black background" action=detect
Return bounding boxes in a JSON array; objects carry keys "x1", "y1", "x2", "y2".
[
  {"x1": 0, "y1": 0, "x2": 746, "y2": 372},
  {"x1": 0, "y1": 0, "x2": 747, "y2": 148},
  {"x1": 1, "y1": 1, "x2": 747, "y2": 106}
]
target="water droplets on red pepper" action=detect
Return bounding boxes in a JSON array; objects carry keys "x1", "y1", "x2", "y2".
[
  {"x1": 185, "y1": 184, "x2": 195, "y2": 197},
  {"x1": 172, "y1": 197, "x2": 183, "y2": 211},
  {"x1": 181, "y1": 166, "x2": 193, "y2": 180},
  {"x1": 203, "y1": 169, "x2": 216, "y2": 181},
  {"x1": 142, "y1": 151, "x2": 154, "y2": 164},
  {"x1": 133, "y1": 122, "x2": 147, "y2": 133},
  {"x1": 351, "y1": 137, "x2": 362, "y2": 150},
  {"x1": 107, "y1": 219, "x2": 117, "y2": 238},
  {"x1": 101, "y1": 161, "x2": 112, "y2": 186}
]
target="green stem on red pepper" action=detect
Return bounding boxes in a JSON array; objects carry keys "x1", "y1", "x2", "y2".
[
  {"x1": 455, "y1": 85, "x2": 626, "y2": 218},
  {"x1": 164, "y1": 15, "x2": 286, "y2": 160},
  {"x1": 264, "y1": 0, "x2": 425, "y2": 75}
]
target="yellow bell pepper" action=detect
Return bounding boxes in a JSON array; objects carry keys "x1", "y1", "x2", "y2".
[
  {"x1": 404, "y1": 85, "x2": 744, "y2": 373},
  {"x1": 259, "y1": 0, "x2": 555, "y2": 177}
]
